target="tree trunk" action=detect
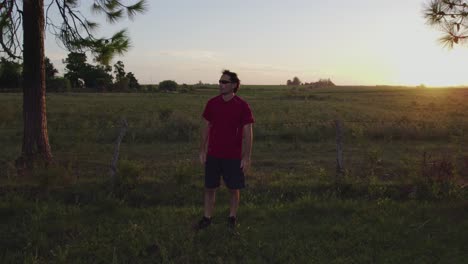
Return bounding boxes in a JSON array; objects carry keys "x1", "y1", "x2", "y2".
[{"x1": 16, "y1": 0, "x2": 52, "y2": 171}]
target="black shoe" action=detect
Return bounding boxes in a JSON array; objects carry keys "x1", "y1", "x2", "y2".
[
  {"x1": 227, "y1": 216, "x2": 237, "y2": 229},
  {"x1": 194, "y1": 216, "x2": 211, "y2": 231}
]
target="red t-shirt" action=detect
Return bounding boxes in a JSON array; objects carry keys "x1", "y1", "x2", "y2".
[{"x1": 202, "y1": 95, "x2": 255, "y2": 159}]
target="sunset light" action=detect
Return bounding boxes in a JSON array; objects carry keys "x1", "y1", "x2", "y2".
[
  {"x1": 2, "y1": 1, "x2": 468, "y2": 262},
  {"x1": 41, "y1": 0, "x2": 468, "y2": 86}
]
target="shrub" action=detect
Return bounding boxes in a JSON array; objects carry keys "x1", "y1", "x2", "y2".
[
  {"x1": 32, "y1": 163, "x2": 75, "y2": 189},
  {"x1": 158, "y1": 80, "x2": 178, "y2": 92},
  {"x1": 419, "y1": 152, "x2": 460, "y2": 198},
  {"x1": 140, "y1": 84, "x2": 157, "y2": 92},
  {"x1": 159, "y1": 112, "x2": 199, "y2": 141},
  {"x1": 113, "y1": 77, "x2": 130, "y2": 92},
  {"x1": 113, "y1": 160, "x2": 143, "y2": 197},
  {"x1": 179, "y1": 84, "x2": 193, "y2": 93},
  {"x1": 158, "y1": 108, "x2": 173, "y2": 122},
  {"x1": 149, "y1": 85, "x2": 159, "y2": 92},
  {"x1": 46, "y1": 77, "x2": 72, "y2": 93},
  {"x1": 172, "y1": 159, "x2": 196, "y2": 185}
]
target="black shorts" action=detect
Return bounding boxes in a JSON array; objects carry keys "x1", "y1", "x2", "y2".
[{"x1": 205, "y1": 155, "x2": 245, "y2": 189}]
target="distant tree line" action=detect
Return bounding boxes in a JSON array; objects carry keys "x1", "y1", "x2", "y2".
[
  {"x1": 0, "y1": 52, "x2": 141, "y2": 92},
  {"x1": 63, "y1": 52, "x2": 140, "y2": 92},
  {"x1": 0, "y1": 53, "x2": 203, "y2": 93},
  {"x1": 286, "y1": 76, "x2": 336, "y2": 88},
  {"x1": 304, "y1": 78, "x2": 335, "y2": 88}
]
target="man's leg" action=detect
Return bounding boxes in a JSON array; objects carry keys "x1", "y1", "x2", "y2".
[
  {"x1": 194, "y1": 188, "x2": 217, "y2": 230},
  {"x1": 194, "y1": 155, "x2": 220, "y2": 230},
  {"x1": 222, "y1": 158, "x2": 244, "y2": 228},
  {"x1": 204, "y1": 188, "x2": 217, "y2": 218},
  {"x1": 229, "y1": 189, "x2": 240, "y2": 217}
]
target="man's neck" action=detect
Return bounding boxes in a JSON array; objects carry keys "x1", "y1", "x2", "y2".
[{"x1": 221, "y1": 93, "x2": 235, "y2": 102}]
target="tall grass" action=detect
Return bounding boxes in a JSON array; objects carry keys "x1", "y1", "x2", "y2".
[{"x1": 0, "y1": 86, "x2": 467, "y2": 262}]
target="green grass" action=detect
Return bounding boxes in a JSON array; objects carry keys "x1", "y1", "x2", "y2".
[
  {"x1": 1, "y1": 189, "x2": 467, "y2": 263},
  {"x1": 0, "y1": 86, "x2": 468, "y2": 263}
]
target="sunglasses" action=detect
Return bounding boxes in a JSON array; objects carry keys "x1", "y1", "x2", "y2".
[{"x1": 219, "y1": 80, "x2": 233, "y2": 84}]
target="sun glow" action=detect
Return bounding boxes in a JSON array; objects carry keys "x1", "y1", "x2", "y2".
[
  {"x1": 394, "y1": 47, "x2": 468, "y2": 87},
  {"x1": 373, "y1": 17, "x2": 468, "y2": 87}
]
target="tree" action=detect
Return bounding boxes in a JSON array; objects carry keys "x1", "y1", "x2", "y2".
[
  {"x1": 424, "y1": 0, "x2": 468, "y2": 48},
  {"x1": 159, "y1": 80, "x2": 178, "y2": 92},
  {"x1": 83, "y1": 65, "x2": 113, "y2": 91},
  {"x1": 126, "y1": 72, "x2": 140, "y2": 90},
  {"x1": 292, "y1": 76, "x2": 301, "y2": 86},
  {"x1": 18, "y1": 0, "x2": 53, "y2": 167},
  {"x1": 64, "y1": 52, "x2": 88, "y2": 89},
  {"x1": 309, "y1": 78, "x2": 336, "y2": 88},
  {"x1": 63, "y1": 52, "x2": 115, "y2": 91},
  {"x1": 111, "y1": 60, "x2": 140, "y2": 91},
  {"x1": 286, "y1": 77, "x2": 301, "y2": 86},
  {"x1": 113, "y1": 60, "x2": 126, "y2": 82},
  {"x1": 0, "y1": 0, "x2": 147, "y2": 169},
  {"x1": 113, "y1": 60, "x2": 128, "y2": 91}
]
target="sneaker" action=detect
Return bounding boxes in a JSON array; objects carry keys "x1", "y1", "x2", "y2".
[
  {"x1": 194, "y1": 216, "x2": 211, "y2": 231},
  {"x1": 227, "y1": 216, "x2": 237, "y2": 229}
]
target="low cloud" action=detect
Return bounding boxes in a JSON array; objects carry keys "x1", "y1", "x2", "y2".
[
  {"x1": 158, "y1": 50, "x2": 221, "y2": 61},
  {"x1": 235, "y1": 63, "x2": 301, "y2": 74}
]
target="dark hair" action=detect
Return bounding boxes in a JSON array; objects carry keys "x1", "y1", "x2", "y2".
[{"x1": 222, "y1": 69, "x2": 240, "y2": 93}]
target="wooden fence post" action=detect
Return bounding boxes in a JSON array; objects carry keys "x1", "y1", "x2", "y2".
[
  {"x1": 110, "y1": 118, "x2": 128, "y2": 188},
  {"x1": 335, "y1": 120, "x2": 344, "y2": 179}
]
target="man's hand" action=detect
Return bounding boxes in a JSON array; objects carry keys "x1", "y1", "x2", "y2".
[
  {"x1": 241, "y1": 123, "x2": 253, "y2": 174},
  {"x1": 240, "y1": 158, "x2": 251, "y2": 173},
  {"x1": 199, "y1": 151, "x2": 207, "y2": 165}
]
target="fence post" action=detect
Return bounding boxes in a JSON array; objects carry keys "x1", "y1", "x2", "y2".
[
  {"x1": 335, "y1": 120, "x2": 344, "y2": 179},
  {"x1": 110, "y1": 118, "x2": 128, "y2": 189}
]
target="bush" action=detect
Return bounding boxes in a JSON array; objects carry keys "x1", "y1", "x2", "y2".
[
  {"x1": 113, "y1": 160, "x2": 143, "y2": 197},
  {"x1": 148, "y1": 85, "x2": 158, "y2": 92},
  {"x1": 139, "y1": 84, "x2": 157, "y2": 92},
  {"x1": 158, "y1": 108, "x2": 173, "y2": 122},
  {"x1": 158, "y1": 112, "x2": 199, "y2": 141},
  {"x1": 158, "y1": 80, "x2": 178, "y2": 92},
  {"x1": 32, "y1": 163, "x2": 75, "y2": 189},
  {"x1": 179, "y1": 84, "x2": 194, "y2": 93},
  {"x1": 46, "y1": 77, "x2": 72, "y2": 93}
]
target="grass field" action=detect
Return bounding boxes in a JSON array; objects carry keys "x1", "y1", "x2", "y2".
[{"x1": 1, "y1": 85, "x2": 467, "y2": 263}]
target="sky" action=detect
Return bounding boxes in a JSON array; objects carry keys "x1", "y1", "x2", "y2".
[{"x1": 44, "y1": 0, "x2": 468, "y2": 86}]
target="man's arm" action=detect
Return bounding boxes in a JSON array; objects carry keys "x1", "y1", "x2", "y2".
[
  {"x1": 241, "y1": 123, "x2": 253, "y2": 171},
  {"x1": 199, "y1": 119, "x2": 210, "y2": 164}
]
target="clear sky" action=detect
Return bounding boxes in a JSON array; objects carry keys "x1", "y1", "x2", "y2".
[{"x1": 44, "y1": 0, "x2": 468, "y2": 86}]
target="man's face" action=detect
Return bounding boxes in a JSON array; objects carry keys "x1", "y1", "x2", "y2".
[{"x1": 219, "y1": 74, "x2": 236, "y2": 95}]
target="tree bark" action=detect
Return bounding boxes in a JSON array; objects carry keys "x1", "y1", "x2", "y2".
[{"x1": 17, "y1": 0, "x2": 52, "y2": 171}]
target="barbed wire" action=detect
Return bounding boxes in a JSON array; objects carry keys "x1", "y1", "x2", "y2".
[{"x1": 0, "y1": 118, "x2": 466, "y2": 131}]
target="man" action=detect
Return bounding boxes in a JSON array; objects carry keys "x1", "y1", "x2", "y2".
[{"x1": 195, "y1": 69, "x2": 254, "y2": 230}]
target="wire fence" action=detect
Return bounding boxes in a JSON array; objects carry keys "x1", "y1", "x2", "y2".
[
  {"x1": 0, "y1": 118, "x2": 467, "y2": 130},
  {"x1": 1, "y1": 117, "x2": 467, "y2": 184}
]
